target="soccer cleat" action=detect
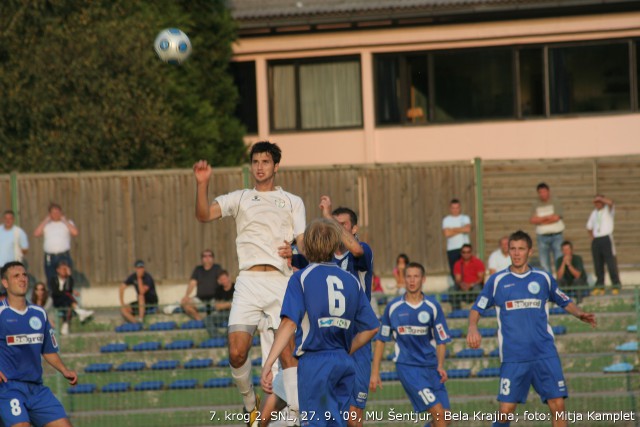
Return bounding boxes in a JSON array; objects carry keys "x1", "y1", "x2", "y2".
[{"x1": 244, "y1": 394, "x2": 261, "y2": 427}]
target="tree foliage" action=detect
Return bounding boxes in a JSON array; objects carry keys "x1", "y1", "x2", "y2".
[{"x1": 0, "y1": 0, "x2": 246, "y2": 172}]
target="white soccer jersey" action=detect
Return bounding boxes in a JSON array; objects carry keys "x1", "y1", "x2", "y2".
[{"x1": 216, "y1": 187, "x2": 306, "y2": 273}]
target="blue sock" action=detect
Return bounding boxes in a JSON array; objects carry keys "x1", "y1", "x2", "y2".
[
  {"x1": 424, "y1": 423, "x2": 431, "y2": 427},
  {"x1": 492, "y1": 422, "x2": 510, "y2": 427}
]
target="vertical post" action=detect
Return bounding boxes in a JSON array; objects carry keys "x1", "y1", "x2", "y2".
[
  {"x1": 10, "y1": 171, "x2": 19, "y2": 225},
  {"x1": 474, "y1": 158, "x2": 485, "y2": 261},
  {"x1": 242, "y1": 165, "x2": 250, "y2": 189}
]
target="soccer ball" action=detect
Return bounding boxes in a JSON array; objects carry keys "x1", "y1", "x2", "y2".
[{"x1": 154, "y1": 28, "x2": 192, "y2": 64}]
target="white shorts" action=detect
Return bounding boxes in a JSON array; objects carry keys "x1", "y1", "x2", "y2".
[{"x1": 227, "y1": 270, "x2": 289, "y2": 334}]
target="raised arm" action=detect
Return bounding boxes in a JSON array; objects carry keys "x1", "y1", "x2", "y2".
[
  {"x1": 319, "y1": 195, "x2": 363, "y2": 257},
  {"x1": 193, "y1": 160, "x2": 222, "y2": 222},
  {"x1": 33, "y1": 214, "x2": 50, "y2": 237}
]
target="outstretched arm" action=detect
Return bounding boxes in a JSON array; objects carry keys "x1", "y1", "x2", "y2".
[{"x1": 563, "y1": 302, "x2": 596, "y2": 328}]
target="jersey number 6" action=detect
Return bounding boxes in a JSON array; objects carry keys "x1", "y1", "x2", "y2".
[{"x1": 327, "y1": 275, "x2": 345, "y2": 316}]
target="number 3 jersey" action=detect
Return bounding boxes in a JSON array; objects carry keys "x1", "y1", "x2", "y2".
[
  {"x1": 376, "y1": 294, "x2": 452, "y2": 367},
  {"x1": 471, "y1": 267, "x2": 572, "y2": 363},
  {"x1": 0, "y1": 301, "x2": 58, "y2": 383},
  {"x1": 281, "y1": 263, "x2": 379, "y2": 357}
]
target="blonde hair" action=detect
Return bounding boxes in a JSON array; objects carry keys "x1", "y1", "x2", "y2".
[{"x1": 303, "y1": 218, "x2": 341, "y2": 263}]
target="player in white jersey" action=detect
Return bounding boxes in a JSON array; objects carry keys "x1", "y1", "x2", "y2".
[
  {"x1": 467, "y1": 230, "x2": 596, "y2": 427},
  {"x1": 194, "y1": 142, "x2": 306, "y2": 426}
]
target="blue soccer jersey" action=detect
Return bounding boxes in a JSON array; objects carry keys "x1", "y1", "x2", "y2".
[
  {"x1": 333, "y1": 242, "x2": 373, "y2": 300},
  {"x1": 376, "y1": 294, "x2": 452, "y2": 367},
  {"x1": 281, "y1": 263, "x2": 379, "y2": 357},
  {"x1": 471, "y1": 266, "x2": 572, "y2": 363},
  {"x1": 0, "y1": 301, "x2": 58, "y2": 383}
]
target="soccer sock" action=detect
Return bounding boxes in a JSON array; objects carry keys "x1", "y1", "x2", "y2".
[
  {"x1": 492, "y1": 422, "x2": 510, "y2": 427},
  {"x1": 283, "y1": 367, "x2": 299, "y2": 411},
  {"x1": 231, "y1": 358, "x2": 255, "y2": 410}
]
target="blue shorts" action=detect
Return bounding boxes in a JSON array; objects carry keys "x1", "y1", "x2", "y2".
[
  {"x1": 397, "y1": 363, "x2": 450, "y2": 413},
  {"x1": 0, "y1": 381, "x2": 67, "y2": 427},
  {"x1": 498, "y1": 357, "x2": 567, "y2": 404},
  {"x1": 350, "y1": 344, "x2": 371, "y2": 409},
  {"x1": 298, "y1": 350, "x2": 354, "y2": 427}
]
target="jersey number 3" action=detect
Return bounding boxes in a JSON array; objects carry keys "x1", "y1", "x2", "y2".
[{"x1": 327, "y1": 276, "x2": 345, "y2": 316}]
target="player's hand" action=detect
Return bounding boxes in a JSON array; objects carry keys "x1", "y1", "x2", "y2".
[
  {"x1": 369, "y1": 374, "x2": 382, "y2": 392},
  {"x1": 277, "y1": 240, "x2": 292, "y2": 259},
  {"x1": 466, "y1": 328, "x2": 482, "y2": 349},
  {"x1": 578, "y1": 311, "x2": 597, "y2": 328},
  {"x1": 319, "y1": 195, "x2": 333, "y2": 218},
  {"x1": 0, "y1": 371, "x2": 7, "y2": 383},
  {"x1": 193, "y1": 160, "x2": 213, "y2": 184},
  {"x1": 63, "y1": 369, "x2": 78, "y2": 386},
  {"x1": 437, "y1": 367, "x2": 448, "y2": 383},
  {"x1": 260, "y1": 367, "x2": 273, "y2": 394}
]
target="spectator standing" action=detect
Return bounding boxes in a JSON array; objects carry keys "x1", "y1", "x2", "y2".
[
  {"x1": 47, "y1": 260, "x2": 94, "y2": 335},
  {"x1": 452, "y1": 244, "x2": 485, "y2": 310},
  {"x1": 555, "y1": 241, "x2": 587, "y2": 303},
  {"x1": 119, "y1": 260, "x2": 158, "y2": 323},
  {"x1": 586, "y1": 195, "x2": 621, "y2": 296},
  {"x1": 181, "y1": 249, "x2": 223, "y2": 320},
  {"x1": 0, "y1": 210, "x2": 29, "y2": 268},
  {"x1": 442, "y1": 199, "x2": 471, "y2": 280},
  {"x1": 488, "y1": 236, "x2": 511, "y2": 275},
  {"x1": 529, "y1": 183, "x2": 565, "y2": 274},
  {"x1": 393, "y1": 253, "x2": 409, "y2": 295},
  {"x1": 33, "y1": 203, "x2": 79, "y2": 281}
]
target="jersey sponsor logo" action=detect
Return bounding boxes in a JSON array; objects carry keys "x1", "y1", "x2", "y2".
[
  {"x1": 7, "y1": 333, "x2": 44, "y2": 346},
  {"x1": 417, "y1": 311, "x2": 430, "y2": 324},
  {"x1": 527, "y1": 281, "x2": 541, "y2": 294},
  {"x1": 477, "y1": 296, "x2": 488, "y2": 309},
  {"x1": 274, "y1": 198, "x2": 286, "y2": 208},
  {"x1": 318, "y1": 317, "x2": 351, "y2": 329},
  {"x1": 397, "y1": 325, "x2": 428, "y2": 335},
  {"x1": 29, "y1": 316, "x2": 43, "y2": 330},
  {"x1": 504, "y1": 283, "x2": 515, "y2": 288},
  {"x1": 436, "y1": 323, "x2": 448, "y2": 340},
  {"x1": 50, "y1": 330, "x2": 58, "y2": 349},
  {"x1": 555, "y1": 289, "x2": 570, "y2": 301},
  {"x1": 505, "y1": 299, "x2": 542, "y2": 310},
  {"x1": 381, "y1": 325, "x2": 391, "y2": 337}
]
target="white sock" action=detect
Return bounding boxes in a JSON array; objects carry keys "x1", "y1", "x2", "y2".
[
  {"x1": 283, "y1": 367, "x2": 299, "y2": 411},
  {"x1": 231, "y1": 358, "x2": 255, "y2": 410}
]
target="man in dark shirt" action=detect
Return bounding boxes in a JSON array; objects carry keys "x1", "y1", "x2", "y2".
[
  {"x1": 555, "y1": 241, "x2": 587, "y2": 303},
  {"x1": 214, "y1": 270, "x2": 235, "y2": 311},
  {"x1": 181, "y1": 249, "x2": 222, "y2": 320},
  {"x1": 119, "y1": 260, "x2": 158, "y2": 323}
]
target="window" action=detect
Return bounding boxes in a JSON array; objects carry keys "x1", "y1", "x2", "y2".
[
  {"x1": 549, "y1": 42, "x2": 630, "y2": 114},
  {"x1": 229, "y1": 61, "x2": 258, "y2": 134},
  {"x1": 518, "y1": 48, "x2": 545, "y2": 117},
  {"x1": 269, "y1": 57, "x2": 362, "y2": 131}
]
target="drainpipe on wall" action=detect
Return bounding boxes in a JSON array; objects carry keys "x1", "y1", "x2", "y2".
[{"x1": 474, "y1": 158, "x2": 484, "y2": 261}]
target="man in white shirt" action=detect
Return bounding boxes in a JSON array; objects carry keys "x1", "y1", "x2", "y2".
[
  {"x1": 586, "y1": 194, "x2": 621, "y2": 296},
  {"x1": 33, "y1": 203, "x2": 79, "y2": 281},
  {"x1": 194, "y1": 142, "x2": 306, "y2": 426},
  {"x1": 442, "y1": 199, "x2": 471, "y2": 279},
  {"x1": 487, "y1": 236, "x2": 511, "y2": 275},
  {"x1": 0, "y1": 210, "x2": 29, "y2": 268}
]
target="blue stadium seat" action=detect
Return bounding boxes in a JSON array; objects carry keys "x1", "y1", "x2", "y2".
[
  {"x1": 116, "y1": 361, "x2": 146, "y2": 372},
  {"x1": 448, "y1": 309, "x2": 470, "y2": 319},
  {"x1": 102, "y1": 382, "x2": 130, "y2": 393},
  {"x1": 200, "y1": 337, "x2": 227, "y2": 348},
  {"x1": 149, "y1": 321, "x2": 177, "y2": 331},
  {"x1": 489, "y1": 348, "x2": 500, "y2": 357},
  {"x1": 447, "y1": 369, "x2": 471, "y2": 379},
  {"x1": 380, "y1": 372, "x2": 398, "y2": 381},
  {"x1": 132, "y1": 341, "x2": 161, "y2": 352},
  {"x1": 549, "y1": 306, "x2": 566, "y2": 315},
  {"x1": 440, "y1": 294, "x2": 449, "y2": 303},
  {"x1": 376, "y1": 295, "x2": 388, "y2": 305},
  {"x1": 204, "y1": 378, "x2": 233, "y2": 388},
  {"x1": 217, "y1": 358, "x2": 230, "y2": 367},
  {"x1": 115, "y1": 323, "x2": 143, "y2": 333},
  {"x1": 184, "y1": 358, "x2": 213, "y2": 369},
  {"x1": 169, "y1": 379, "x2": 198, "y2": 390},
  {"x1": 603, "y1": 362, "x2": 634, "y2": 373},
  {"x1": 479, "y1": 327, "x2": 497, "y2": 337},
  {"x1": 251, "y1": 357, "x2": 262, "y2": 366},
  {"x1": 616, "y1": 341, "x2": 638, "y2": 352},
  {"x1": 448, "y1": 329, "x2": 463, "y2": 339},
  {"x1": 151, "y1": 360, "x2": 180, "y2": 370},
  {"x1": 627, "y1": 325, "x2": 637, "y2": 332},
  {"x1": 385, "y1": 353, "x2": 395, "y2": 361},
  {"x1": 477, "y1": 367, "x2": 501, "y2": 377},
  {"x1": 100, "y1": 343, "x2": 128, "y2": 353},
  {"x1": 481, "y1": 309, "x2": 497, "y2": 318},
  {"x1": 134, "y1": 381, "x2": 164, "y2": 391},
  {"x1": 552, "y1": 325, "x2": 567, "y2": 335},
  {"x1": 68, "y1": 384, "x2": 97, "y2": 394},
  {"x1": 252, "y1": 376, "x2": 261, "y2": 386},
  {"x1": 456, "y1": 349, "x2": 484, "y2": 358},
  {"x1": 252, "y1": 336, "x2": 260, "y2": 346},
  {"x1": 85, "y1": 363, "x2": 113, "y2": 373},
  {"x1": 165, "y1": 340, "x2": 194, "y2": 350},
  {"x1": 181, "y1": 320, "x2": 205, "y2": 330}
]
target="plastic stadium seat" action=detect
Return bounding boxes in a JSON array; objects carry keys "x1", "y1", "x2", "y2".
[
  {"x1": 603, "y1": 363, "x2": 634, "y2": 373},
  {"x1": 204, "y1": 378, "x2": 233, "y2": 388},
  {"x1": 479, "y1": 328, "x2": 497, "y2": 337},
  {"x1": 380, "y1": 372, "x2": 398, "y2": 381},
  {"x1": 200, "y1": 337, "x2": 227, "y2": 348},
  {"x1": 169, "y1": 379, "x2": 198, "y2": 390},
  {"x1": 184, "y1": 358, "x2": 213, "y2": 369},
  {"x1": 376, "y1": 295, "x2": 388, "y2": 305},
  {"x1": 251, "y1": 357, "x2": 262, "y2": 366},
  {"x1": 100, "y1": 343, "x2": 128, "y2": 353},
  {"x1": 181, "y1": 320, "x2": 205, "y2": 330},
  {"x1": 627, "y1": 325, "x2": 637, "y2": 332},
  {"x1": 616, "y1": 341, "x2": 638, "y2": 352},
  {"x1": 456, "y1": 349, "x2": 484, "y2": 358},
  {"x1": 447, "y1": 369, "x2": 471, "y2": 379},
  {"x1": 85, "y1": 363, "x2": 113, "y2": 373},
  {"x1": 252, "y1": 376, "x2": 261, "y2": 386},
  {"x1": 448, "y1": 329, "x2": 463, "y2": 339},
  {"x1": 481, "y1": 309, "x2": 497, "y2": 318},
  {"x1": 116, "y1": 361, "x2": 146, "y2": 372},
  {"x1": 115, "y1": 323, "x2": 143, "y2": 333},
  {"x1": 448, "y1": 309, "x2": 470, "y2": 319},
  {"x1": 385, "y1": 353, "x2": 395, "y2": 361},
  {"x1": 102, "y1": 382, "x2": 130, "y2": 393},
  {"x1": 149, "y1": 321, "x2": 177, "y2": 331},
  {"x1": 135, "y1": 381, "x2": 164, "y2": 391},
  {"x1": 489, "y1": 348, "x2": 500, "y2": 358},
  {"x1": 151, "y1": 360, "x2": 179, "y2": 370},
  {"x1": 549, "y1": 307, "x2": 566, "y2": 315},
  {"x1": 252, "y1": 336, "x2": 260, "y2": 346},
  {"x1": 217, "y1": 358, "x2": 230, "y2": 367},
  {"x1": 477, "y1": 367, "x2": 501, "y2": 377},
  {"x1": 440, "y1": 294, "x2": 449, "y2": 303},
  {"x1": 68, "y1": 384, "x2": 97, "y2": 394},
  {"x1": 165, "y1": 340, "x2": 194, "y2": 350},
  {"x1": 132, "y1": 341, "x2": 161, "y2": 352},
  {"x1": 552, "y1": 325, "x2": 567, "y2": 335}
]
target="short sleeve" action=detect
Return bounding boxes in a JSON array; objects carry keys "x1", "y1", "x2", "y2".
[
  {"x1": 19, "y1": 229, "x2": 29, "y2": 250},
  {"x1": 375, "y1": 304, "x2": 393, "y2": 343},
  {"x1": 453, "y1": 260, "x2": 462, "y2": 276},
  {"x1": 42, "y1": 314, "x2": 59, "y2": 354},
  {"x1": 472, "y1": 277, "x2": 495, "y2": 313},
  {"x1": 190, "y1": 267, "x2": 200, "y2": 281},
  {"x1": 124, "y1": 273, "x2": 135, "y2": 286},
  {"x1": 291, "y1": 196, "x2": 306, "y2": 238},
  {"x1": 432, "y1": 302, "x2": 452, "y2": 345},
  {"x1": 215, "y1": 190, "x2": 244, "y2": 219},
  {"x1": 280, "y1": 274, "x2": 306, "y2": 325},
  {"x1": 549, "y1": 276, "x2": 572, "y2": 308},
  {"x1": 354, "y1": 243, "x2": 373, "y2": 273},
  {"x1": 462, "y1": 215, "x2": 471, "y2": 225}
]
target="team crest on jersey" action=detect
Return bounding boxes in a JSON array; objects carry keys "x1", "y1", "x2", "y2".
[
  {"x1": 29, "y1": 316, "x2": 43, "y2": 330},
  {"x1": 274, "y1": 198, "x2": 286, "y2": 208},
  {"x1": 251, "y1": 195, "x2": 261, "y2": 202},
  {"x1": 417, "y1": 311, "x2": 430, "y2": 324},
  {"x1": 528, "y1": 281, "x2": 541, "y2": 294}
]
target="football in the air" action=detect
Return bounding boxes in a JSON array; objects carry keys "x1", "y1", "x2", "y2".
[{"x1": 154, "y1": 28, "x2": 192, "y2": 64}]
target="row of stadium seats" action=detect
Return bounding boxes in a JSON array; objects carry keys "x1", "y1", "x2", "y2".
[
  {"x1": 100, "y1": 336, "x2": 259, "y2": 353},
  {"x1": 84, "y1": 357, "x2": 265, "y2": 373},
  {"x1": 115, "y1": 319, "x2": 226, "y2": 333}
]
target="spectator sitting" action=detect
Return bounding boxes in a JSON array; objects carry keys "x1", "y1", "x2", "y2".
[
  {"x1": 47, "y1": 260, "x2": 94, "y2": 335},
  {"x1": 31, "y1": 281, "x2": 55, "y2": 328},
  {"x1": 452, "y1": 244, "x2": 485, "y2": 310},
  {"x1": 119, "y1": 259, "x2": 158, "y2": 324},
  {"x1": 213, "y1": 270, "x2": 235, "y2": 311},
  {"x1": 393, "y1": 253, "x2": 409, "y2": 295},
  {"x1": 488, "y1": 236, "x2": 511, "y2": 275},
  {"x1": 555, "y1": 241, "x2": 587, "y2": 304},
  {"x1": 180, "y1": 249, "x2": 222, "y2": 320}
]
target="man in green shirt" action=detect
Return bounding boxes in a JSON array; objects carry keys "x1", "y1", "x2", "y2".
[{"x1": 555, "y1": 241, "x2": 587, "y2": 303}]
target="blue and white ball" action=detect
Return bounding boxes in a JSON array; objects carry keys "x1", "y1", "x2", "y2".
[{"x1": 154, "y1": 28, "x2": 192, "y2": 64}]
